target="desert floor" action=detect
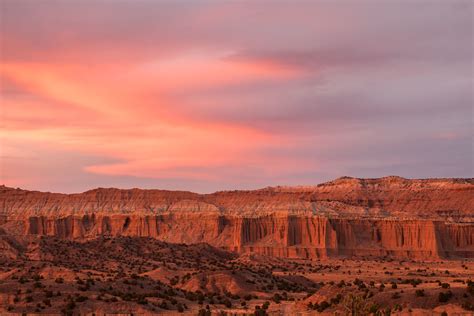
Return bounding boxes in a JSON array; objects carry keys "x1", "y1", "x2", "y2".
[{"x1": 0, "y1": 237, "x2": 473, "y2": 315}]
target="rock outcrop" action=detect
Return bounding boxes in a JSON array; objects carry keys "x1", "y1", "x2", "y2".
[{"x1": 0, "y1": 177, "x2": 473, "y2": 260}]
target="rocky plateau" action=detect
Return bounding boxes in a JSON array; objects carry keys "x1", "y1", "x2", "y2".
[{"x1": 1, "y1": 176, "x2": 473, "y2": 261}]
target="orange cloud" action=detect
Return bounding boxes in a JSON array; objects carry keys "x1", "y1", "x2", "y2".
[{"x1": 1, "y1": 52, "x2": 307, "y2": 182}]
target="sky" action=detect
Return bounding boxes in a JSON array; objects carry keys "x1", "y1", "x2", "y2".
[{"x1": 0, "y1": 0, "x2": 473, "y2": 193}]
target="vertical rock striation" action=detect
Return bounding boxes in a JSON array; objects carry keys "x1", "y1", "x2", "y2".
[{"x1": 1, "y1": 177, "x2": 473, "y2": 260}]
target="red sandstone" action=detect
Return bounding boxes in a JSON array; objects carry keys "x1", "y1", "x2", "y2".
[{"x1": 1, "y1": 176, "x2": 473, "y2": 260}]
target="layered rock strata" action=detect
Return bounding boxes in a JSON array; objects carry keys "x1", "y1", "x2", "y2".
[{"x1": 1, "y1": 177, "x2": 473, "y2": 259}]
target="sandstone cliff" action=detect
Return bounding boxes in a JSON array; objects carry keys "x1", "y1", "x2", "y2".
[{"x1": 1, "y1": 177, "x2": 473, "y2": 260}]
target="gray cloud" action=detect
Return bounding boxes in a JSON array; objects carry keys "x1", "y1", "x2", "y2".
[{"x1": 1, "y1": 0, "x2": 472, "y2": 191}]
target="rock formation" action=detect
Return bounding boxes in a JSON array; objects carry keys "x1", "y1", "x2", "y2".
[{"x1": 1, "y1": 176, "x2": 473, "y2": 260}]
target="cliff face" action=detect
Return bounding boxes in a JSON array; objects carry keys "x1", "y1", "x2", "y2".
[{"x1": 1, "y1": 177, "x2": 473, "y2": 260}]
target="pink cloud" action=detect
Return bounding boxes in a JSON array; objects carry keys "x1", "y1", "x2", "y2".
[
  {"x1": 1, "y1": 53, "x2": 311, "y2": 185},
  {"x1": 1, "y1": 1, "x2": 471, "y2": 192}
]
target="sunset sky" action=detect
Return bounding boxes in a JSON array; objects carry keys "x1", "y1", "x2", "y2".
[{"x1": 1, "y1": 1, "x2": 473, "y2": 193}]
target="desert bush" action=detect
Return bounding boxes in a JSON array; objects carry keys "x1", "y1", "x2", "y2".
[
  {"x1": 402, "y1": 278, "x2": 422, "y2": 287},
  {"x1": 223, "y1": 298, "x2": 232, "y2": 308},
  {"x1": 462, "y1": 301, "x2": 474, "y2": 311},
  {"x1": 368, "y1": 303, "x2": 380, "y2": 314},
  {"x1": 438, "y1": 291, "x2": 453, "y2": 303},
  {"x1": 198, "y1": 309, "x2": 211, "y2": 316},
  {"x1": 342, "y1": 294, "x2": 368, "y2": 315},
  {"x1": 255, "y1": 305, "x2": 268, "y2": 316},
  {"x1": 415, "y1": 289, "x2": 425, "y2": 297},
  {"x1": 76, "y1": 295, "x2": 88, "y2": 302},
  {"x1": 330, "y1": 294, "x2": 343, "y2": 305},
  {"x1": 262, "y1": 301, "x2": 270, "y2": 310},
  {"x1": 467, "y1": 280, "x2": 474, "y2": 295},
  {"x1": 318, "y1": 300, "x2": 330, "y2": 312},
  {"x1": 272, "y1": 293, "x2": 282, "y2": 303},
  {"x1": 65, "y1": 300, "x2": 76, "y2": 310}
]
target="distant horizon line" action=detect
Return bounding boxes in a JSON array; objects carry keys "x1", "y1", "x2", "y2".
[{"x1": 2, "y1": 175, "x2": 472, "y2": 196}]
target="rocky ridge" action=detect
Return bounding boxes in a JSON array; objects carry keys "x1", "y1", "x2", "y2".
[{"x1": 0, "y1": 176, "x2": 473, "y2": 260}]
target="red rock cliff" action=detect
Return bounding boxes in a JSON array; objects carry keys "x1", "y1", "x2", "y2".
[{"x1": 1, "y1": 177, "x2": 473, "y2": 260}]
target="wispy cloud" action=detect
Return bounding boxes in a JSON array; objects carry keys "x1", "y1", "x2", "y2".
[{"x1": 1, "y1": 0, "x2": 472, "y2": 193}]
